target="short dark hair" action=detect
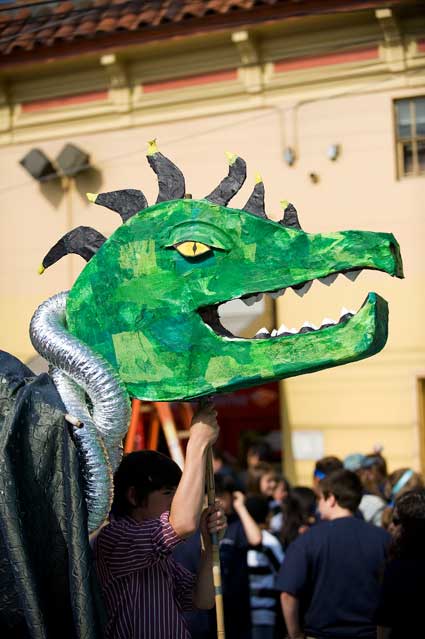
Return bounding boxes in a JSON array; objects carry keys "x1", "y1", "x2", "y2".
[
  {"x1": 112, "y1": 450, "x2": 182, "y2": 517},
  {"x1": 245, "y1": 495, "x2": 270, "y2": 524},
  {"x1": 247, "y1": 441, "x2": 272, "y2": 462},
  {"x1": 315, "y1": 456, "x2": 343, "y2": 476},
  {"x1": 214, "y1": 474, "x2": 237, "y2": 496},
  {"x1": 212, "y1": 448, "x2": 226, "y2": 463},
  {"x1": 320, "y1": 469, "x2": 362, "y2": 512}
]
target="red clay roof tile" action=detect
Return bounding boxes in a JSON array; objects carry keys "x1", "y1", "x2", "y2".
[
  {"x1": 53, "y1": 2, "x2": 75, "y2": 15},
  {"x1": 55, "y1": 23, "x2": 77, "y2": 39},
  {"x1": 0, "y1": 0, "x2": 410, "y2": 58},
  {"x1": 97, "y1": 18, "x2": 119, "y2": 33}
]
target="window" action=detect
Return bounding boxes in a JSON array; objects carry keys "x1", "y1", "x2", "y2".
[{"x1": 394, "y1": 97, "x2": 425, "y2": 178}]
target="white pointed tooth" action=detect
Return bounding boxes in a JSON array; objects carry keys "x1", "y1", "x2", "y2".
[
  {"x1": 343, "y1": 269, "x2": 361, "y2": 282},
  {"x1": 301, "y1": 320, "x2": 318, "y2": 330},
  {"x1": 243, "y1": 293, "x2": 263, "y2": 306},
  {"x1": 271, "y1": 329, "x2": 278, "y2": 337},
  {"x1": 270, "y1": 288, "x2": 286, "y2": 300},
  {"x1": 293, "y1": 281, "x2": 312, "y2": 297},
  {"x1": 321, "y1": 317, "x2": 336, "y2": 326},
  {"x1": 278, "y1": 323, "x2": 289, "y2": 335},
  {"x1": 319, "y1": 273, "x2": 338, "y2": 286},
  {"x1": 255, "y1": 327, "x2": 270, "y2": 337}
]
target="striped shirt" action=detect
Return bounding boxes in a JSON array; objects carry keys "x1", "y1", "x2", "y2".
[
  {"x1": 94, "y1": 511, "x2": 196, "y2": 639},
  {"x1": 247, "y1": 530, "x2": 284, "y2": 626}
]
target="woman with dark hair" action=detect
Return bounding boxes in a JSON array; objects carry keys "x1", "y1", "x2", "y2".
[
  {"x1": 280, "y1": 486, "x2": 317, "y2": 550},
  {"x1": 376, "y1": 488, "x2": 425, "y2": 638},
  {"x1": 246, "y1": 462, "x2": 278, "y2": 499}
]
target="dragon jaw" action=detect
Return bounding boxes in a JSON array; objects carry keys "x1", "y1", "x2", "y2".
[{"x1": 65, "y1": 199, "x2": 403, "y2": 401}]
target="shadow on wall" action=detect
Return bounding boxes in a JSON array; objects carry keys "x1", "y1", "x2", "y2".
[
  {"x1": 74, "y1": 166, "x2": 103, "y2": 202},
  {"x1": 39, "y1": 166, "x2": 103, "y2": 209}
]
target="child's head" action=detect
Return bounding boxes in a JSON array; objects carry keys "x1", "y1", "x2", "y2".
[
  {"x1": 318, "y1": 469, "x2": 362, "y2": 520},
  {"x1": 389, "y1": 488, "x2": 425, "y2": 559},
  {"x1": 246, "y1": 462, "x2": 277, "y2": 498},
  {"x1": 273, "y1": 475, "x2": 291, "y2": 503},
  {"x1": 313, "y1": 456, "x2": 343, "y2": 494},
  {"x1": 281, "y1": 486, "x2": 317, "y2": 548},
  {"x1": 215, "y1": 474, "x2": 237, "y2": 515},
  {"x1": 245, "y1": 495, "x2": 270, "y2": 527},
  {"x1": 384, "y1": 467, "x2": 423, "y2": 502},
  {"x1": 246, "y1": 441, "x2": 272, "y2": 469},
  {"x1": 381, "y1": 468, "x2": 424, "y2": 528},
  {"x1": 362, "y1": 453, "x2": 388, "y2": 481},
  {"x1": 112, "y1": 450, "x2": 182, "y2": 519}
]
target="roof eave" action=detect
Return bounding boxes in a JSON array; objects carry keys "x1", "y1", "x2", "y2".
[{"x1": 0, "y1": 0, "x2": 405, "y2": 70}]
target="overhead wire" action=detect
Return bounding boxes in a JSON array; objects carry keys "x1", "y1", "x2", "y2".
[{"x1": 0, "y1": 66, "x2": 416, "y2": 196}]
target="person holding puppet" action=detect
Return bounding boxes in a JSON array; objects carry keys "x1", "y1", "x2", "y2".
[{"x1": 94, "y1": 402, "x2": 226, "y2": 639}]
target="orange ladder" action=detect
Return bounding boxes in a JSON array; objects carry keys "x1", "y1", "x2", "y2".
[{"x1": 124, "y1": 399, "x2": 193, "y2": 468}]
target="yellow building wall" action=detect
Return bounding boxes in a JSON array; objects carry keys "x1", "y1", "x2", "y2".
[
  {"x1": 1, "y1": 9, "x2": 424, "y2": 484},
  {"x1": 274, "y1": 88, "x2": 425, "y2": 483}
]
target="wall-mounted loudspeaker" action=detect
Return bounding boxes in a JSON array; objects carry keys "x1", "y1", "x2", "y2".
[{"x1": 19, "y1": 148, "x2": 57, "y2": 182}]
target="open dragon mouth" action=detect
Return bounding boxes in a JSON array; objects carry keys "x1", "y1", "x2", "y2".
[{"x1": 198, "y1": 268, "x2": 366, "y2": 340}]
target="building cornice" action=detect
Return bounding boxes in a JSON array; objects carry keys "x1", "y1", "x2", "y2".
[{"x1": 0, "y1": 8, "x2": 424, "y2": 145}]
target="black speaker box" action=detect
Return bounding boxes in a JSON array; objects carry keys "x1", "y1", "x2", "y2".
[
  {"x1": 56, "y1": 143, "x2": 90, "y2": 176},
  {"x1": 19, "y1": 148, "x2": 57, "y2": 181}
]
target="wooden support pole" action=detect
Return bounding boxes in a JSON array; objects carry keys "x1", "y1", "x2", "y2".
[
  {"x1": 206, "y1": 447, "x2": 226, "y2": 639},
  {"x1": 154, "y1": 402, "x2": 185, "y2": 469},
  {"x1": 148, "y1": 414, "x2": 160, "y2": 451}
]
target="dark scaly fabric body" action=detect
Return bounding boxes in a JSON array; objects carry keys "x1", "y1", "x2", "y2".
[{"x1": 0, "y1": 350, "x2": 103, "y2": 639}]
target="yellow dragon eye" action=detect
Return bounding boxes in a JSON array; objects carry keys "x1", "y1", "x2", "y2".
[{"x1": 175, "y1": 241, "x2": 212, "y2": 258}]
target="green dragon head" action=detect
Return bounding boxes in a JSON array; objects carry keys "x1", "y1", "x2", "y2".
[{"x1": 40, "y1": 142, "x2": 403, "y2": 401}]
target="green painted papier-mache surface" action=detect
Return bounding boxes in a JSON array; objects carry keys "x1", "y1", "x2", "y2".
[{"x1": 65, "y1": 197, "x2": 403, "y2": 401}]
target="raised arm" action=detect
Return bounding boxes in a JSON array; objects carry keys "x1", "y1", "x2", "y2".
[
  {"x1": 169, "y1": 402, "x2": 219, "y2": 539},
  {"x1": 232, "y1": 491, "x2": 262, "y2": 546}
]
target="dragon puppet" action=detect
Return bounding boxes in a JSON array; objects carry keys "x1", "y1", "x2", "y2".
[{"x1": 0, "y1": 141, "x2": 403, "y2": 638}]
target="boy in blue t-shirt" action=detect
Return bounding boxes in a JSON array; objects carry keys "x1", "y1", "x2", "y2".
[{"x1": 276, "y1": 469, "x2": 390, "y2": 639}]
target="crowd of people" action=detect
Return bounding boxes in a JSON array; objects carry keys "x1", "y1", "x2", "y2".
[
  {"x1": 184, "y1": 439, "x2": 425, "y2": 639},
  {"x1": 93, "y1": 406, "x2": 425, "y2": 639}
]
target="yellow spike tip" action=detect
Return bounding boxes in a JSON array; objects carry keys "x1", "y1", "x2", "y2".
[
  {"x1": 225, "y1": 151, "x2": 238, "y2": 166},
  {"x1": 86, "y1": 192, "x2": 98, "y2": 203},
  {"x1": 255, "y1": 173, "x2": 263, "y2": 184},
  {"x1": 147, "y1": 138, "x2": 159, "y2": 156},
  {"x1": 38, "y1": 265, "x2": 45, "y2": 275},
  {"x1": 280, "y1": 199, "x2": 289, "y2": 210}
]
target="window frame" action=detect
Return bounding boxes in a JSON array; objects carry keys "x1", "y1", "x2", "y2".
[{"x1": 394, "y1": 96, "x2": 425, "y2": 179}]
